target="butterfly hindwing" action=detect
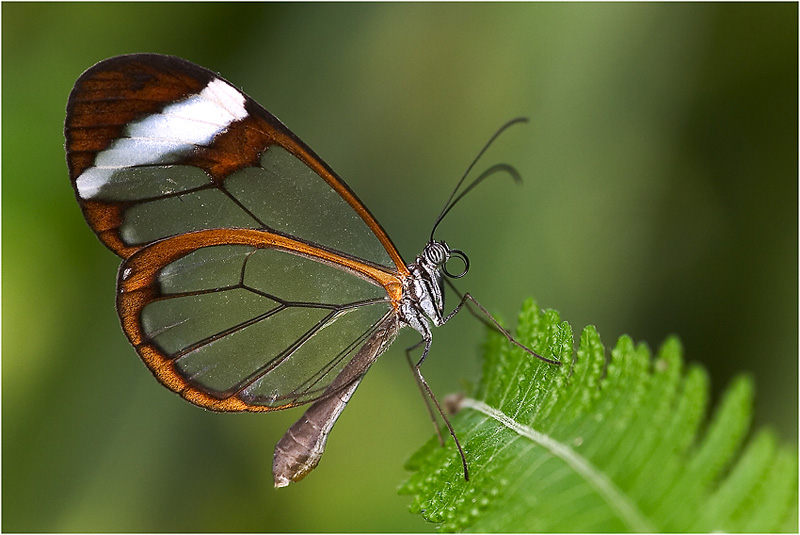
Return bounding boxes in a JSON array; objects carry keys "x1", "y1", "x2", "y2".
[{"x1": 117, "y1": 230, "x2": 396, "y2": 411}]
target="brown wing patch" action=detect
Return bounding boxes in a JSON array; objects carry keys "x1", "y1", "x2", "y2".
[
  {"x1": 185, "y1": 115, "x2": 275, "y2": 182},
  {"x1": 66, "y1": 54, "x2": 214, "y2": 179}
]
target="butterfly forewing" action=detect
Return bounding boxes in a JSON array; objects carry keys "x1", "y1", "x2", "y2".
[
  {"x1": 66, "y1": 54, "x2": 408, "y2": 412},
  {"x1": 66, "y1": 54, "x2": 405, "y2": 273}
]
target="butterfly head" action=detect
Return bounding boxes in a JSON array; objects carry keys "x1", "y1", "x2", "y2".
[{"x1": 422, "y1": 241, "x2": 470, "y2": 279}]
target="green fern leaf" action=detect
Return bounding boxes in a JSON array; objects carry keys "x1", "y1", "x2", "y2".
[{"x1": 399, "y1": 300, "x2": 797, "y2": 532}]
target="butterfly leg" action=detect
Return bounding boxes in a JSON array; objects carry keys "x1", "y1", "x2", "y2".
[
  {"x1": 408, "y1": 332, "x2": 470, "y2": 481},
  {"x1": 444, "y1": 277, "x2": 494, "y2": 329},
  {"x1": 442, "y1": 289, "x2": 561, "y2": 366},
  {"x1": 405, "y1": 340, "x2": 446, "y2": 447}
]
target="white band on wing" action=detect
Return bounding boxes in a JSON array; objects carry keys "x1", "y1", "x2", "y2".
[{"x1": 76, "y1": 78, "x2": 248, "y2": 199}]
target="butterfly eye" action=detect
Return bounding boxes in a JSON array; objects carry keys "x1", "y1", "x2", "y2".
[
  {"x1": 422, "y1": 241, "x2": 448, "y2": 265},
  {"x1": 443, "y1": 248, "x2": 470, "y2": 279}
]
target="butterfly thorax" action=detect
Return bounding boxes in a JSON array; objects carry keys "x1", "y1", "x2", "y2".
[{"x1": 398, "y1": 241, "x2": 452, "y2": 337}]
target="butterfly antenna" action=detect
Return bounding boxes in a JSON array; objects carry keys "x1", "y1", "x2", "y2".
[{"x1": 430, "y1": 117, "x2": 529, "y2": 242}]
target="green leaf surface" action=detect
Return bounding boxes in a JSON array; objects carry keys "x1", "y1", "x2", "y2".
[{"x1": 400, "y1": 300, "x2": 797, "y2": 532}]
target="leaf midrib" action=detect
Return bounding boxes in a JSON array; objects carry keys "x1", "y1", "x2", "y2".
[{"x1": 461, "y1": 396, "x2": 656, "y2": 533}]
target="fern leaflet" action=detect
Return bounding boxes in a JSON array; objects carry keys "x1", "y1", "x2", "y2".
[{"x1": 399, "y1": 300, "x2": 797, "y2": 532}]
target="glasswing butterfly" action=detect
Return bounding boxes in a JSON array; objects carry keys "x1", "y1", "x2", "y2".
[{"x1": 64, "y1": 54, "x2": 559, "y2": 487}]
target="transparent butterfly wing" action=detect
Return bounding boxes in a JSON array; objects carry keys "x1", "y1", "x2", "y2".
[
  {"x1": 118, "y1": 236, "x2": 396, "y2": 410},
  {"x1": 65, "y1": 54, "x2": 408, "y2": 411},
  {"x1": 65, "y1": 53, "x2": 406, "y2": 273}
]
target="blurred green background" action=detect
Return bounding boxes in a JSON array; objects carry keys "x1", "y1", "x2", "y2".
[{"x1": 3, "y1": 3, "x2": 796, "y2": 532}]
